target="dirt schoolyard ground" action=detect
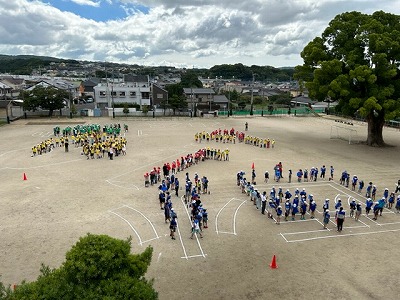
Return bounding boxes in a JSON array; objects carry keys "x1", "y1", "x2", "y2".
[{"x1": 0, "y1": 115, "x2": 399, "y2": 300}]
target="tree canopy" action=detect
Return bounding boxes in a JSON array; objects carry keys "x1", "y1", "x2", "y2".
[
  {"x1": 1, "y1": 234, "x2": 157, "y2": 300},
  {"x1": 295, "y1": 10, "x2": 400, "y2": 146},
  {"x1": 21, "y1": 86, "x2": 69, "y2": 116}
]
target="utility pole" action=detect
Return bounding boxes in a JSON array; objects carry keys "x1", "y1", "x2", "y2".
[
  {"x1": 112, "y1": 69, "x2": 115, "y2": 119},
  {"x1": 250, "y1": 73, "x2": 255, "y2": 116}
]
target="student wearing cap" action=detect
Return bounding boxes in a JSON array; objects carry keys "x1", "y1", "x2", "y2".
[
  {"x1": 336, "y1": 207, "x2": 345, "y2": 232},
  {"x1": 323, "y1": 199, "x2": 329, "y2": 212},
  {"x1": 372, "y1": 201, "x2": 380, "y2": 220},
  {"x1": 261, "y1": 191, "x2": 267, "y2": 215},
  {"x1": 310, "y1": 200, "x2": 317, "y2": 219},
  {"x1": 170, "y1": 215, "x2": 177, "y2": 240},
  {"x1": 323, "y1": 210, "x2": 330, "y2": 229},
  {"x1": 365, "y1": 198, "x2": 374, "y2": 216},
  {"x1": 190, "y1": 219, "x2": 203, "y2": 239},
  {"x1": 291, "y1": 203, "x2": 298, "y2": 221},
  {"x1": 276, "y1": 206, "x2": 283, "y2": 224},
  {"x1": 284, "y1": 200, "x2": 291, "y2": 221},
  {"x1": 378, "y1": 197, "x2": 386, "y2": 216}
]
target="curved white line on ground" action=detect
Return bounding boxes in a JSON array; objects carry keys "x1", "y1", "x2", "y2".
[
  {"x1": 233, "y1": 200, "x2": 246, "y2": 235},
  {"x1": 110, "y1": 211, "x2": 143, "y2": 245},
  {"x1": 215, "y1": 197, "x2": 236, "y2": 234},
  {"x1": 124, "y1": 205, "x2": 160, "y2": 238}
]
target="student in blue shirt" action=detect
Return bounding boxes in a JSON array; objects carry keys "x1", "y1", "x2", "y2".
[
  {"x1": 284, "y1": 200, "x2": 291, "y2": 221},
  {"x1": 330, "y1": 166, "x2": 334, "y2": 181},
  {"x1": 378, "y1": 197, "x2": 386, "y2": 216},
  {"x1": 355, "y1": 204, "x2": 362, "y2": 221},
  {"x1": 291, "y1": 204, "x2": 298, "y2": 221},
  {"x1": 372, "y1": 201, "x2": 380, "y2": 220},
  {"x1": 335, "y1": 199, "x2": 342, "y2": 210},
  {"x1": 276, "y1": 206, "x2": 283, "y2": 224},
  {"x1": 336, "y1": 207, "x2": 345, "y2": 232},
  {"x1": 300, "y1": 201, "x2": 307, "y2": 220},
  {"x1": 396, "y1": 195, "x2": 400, "y2": 213},
  {"x1": 388, "y1": 192, "x2": 395, "y2": 209},
  {"x1": 366, "y1": 182, "x2": 373, "y2": 198},
  {"x1": 351, "y1": 175, "x2": 358, "y2": 191},
  {"x1": 284, "y1": 189, "x2": 292, "y2": 200},
  {"x1": 310, "y1": 201, "x2": 317, "y2": 219},
  {"x1": 323, "y1": 199, "x2": 329, "y2": 212},
  {"x1": 349, "y1": 200, "x2": 356, "y2": 218},
  {"x1": 358, "y1": 180, "x2": 364, "y2": 194},
  {"x1": 365, "y1": 198, "x2": 374, "y2": 217},
  {"x1": 320, "y1": 165, "x2": 326, "y2": 179},
  {"x1": 323, "y1": 210, "x2": 330, "y2": 229}
]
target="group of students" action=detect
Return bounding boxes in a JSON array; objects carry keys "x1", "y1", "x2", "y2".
[
  {"x1": 152, "y1": 170, "x2": 209, "y2": 240},
  {"x1": 144, "y1": 149, "x2": 215, "y2": 187},
  {"x1": 293, "y1": 165, "x2": 333, "y2": 183},
  {"x1": 237, "y1": 167, "x2": 400, "y2": 231},
  {"x1": 31, "y1": 136, "x2": 69, "y2": 156},
  {"x1": 244, "y1": 136, "x2": 275, "y2": 148}
]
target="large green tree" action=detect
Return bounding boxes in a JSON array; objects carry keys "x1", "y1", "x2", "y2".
[
  {"x1": 295, "y1": 11, "x2": 400, "y2": 146},
  {"x1": 3, "y1": 234, "x2": 157, "y2": 300},
  {"x1": 21, "y1": 86, "x2": 69, "y2": 116}
]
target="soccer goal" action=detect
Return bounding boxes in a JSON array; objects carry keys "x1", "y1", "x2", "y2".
[{"x1": 330, "y1": 125, "x2": 360, "y2": 144}]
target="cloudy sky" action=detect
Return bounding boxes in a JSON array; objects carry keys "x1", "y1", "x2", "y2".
[{"x1": 0, "y1": 0, "x2": 399, "y2": 68}]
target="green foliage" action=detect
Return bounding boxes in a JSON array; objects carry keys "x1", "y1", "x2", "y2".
[
  {"x1": 123, "y1": 104, "x2": 130, "y2": 115},
  {"x1": 114, "y1": 102, "x2": 140, "y2": 110},
  {"x1": 141, "y1": 105, "x2": 149, "y2": 114},
  {"x1": 295, "y1": 10, "x2": 400, "y2": 145},
  {"x1": 165, "y1": 83, "x2": 184, "y2": 98},
  {"x1": 169, "y1": 95, "x2": 187, "y2": 113},
  {"x1": 21, "y1": 86, "x2": 68, "y2": 116},
  {"x1": 9, "y1": 234, "x2": 157, "y2": 300},
  {"x1": 70, "y1": 104, "x2": 77, "y2": 116},
  {"x1": 180, "y1": 71, "x2": 203, "y2": 88},
  {"x1": 208, "y1": 63, "x2": 294, "y2": 82}
]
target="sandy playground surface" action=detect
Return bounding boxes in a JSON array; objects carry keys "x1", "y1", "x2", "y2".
[{"x1": 0, "y1": 114, "x2": 399, "y2": 300}]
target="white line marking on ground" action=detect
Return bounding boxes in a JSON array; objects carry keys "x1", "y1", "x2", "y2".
[
  {"x1": 176, "y1": 222, "x2": 188, "y2": 260},
  {"x1": 180, "y1": 196, "x2": 206, "y2": 258},
  {"x1": 233, "y1": 200, "x2": 246, "y2": 235},
  {"x1": 215, "y1": 197, "x2": 236, "y2": 234},
  {"x1": 284, "y1": 228, "x2": 400, "y2": 243},
  {"x1": 157, "y1": 252, "x2": 162, "y2": 263},
  {"x1": 124, "y1": 205, "x2": 160, "y2": 239},
  {"x1": 110, "y1": 211, "x2": 143, "y2": 245}
]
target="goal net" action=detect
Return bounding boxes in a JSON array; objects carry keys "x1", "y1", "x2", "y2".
[{"x1": 330, "y1": 125, "x2": 360, "y2": 144}]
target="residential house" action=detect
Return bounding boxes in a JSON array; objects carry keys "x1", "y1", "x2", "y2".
[
  {"x1": 79, "y1": 78, "x2": 101, "y2": 99},
  {"x1": 93, "y1": 75, "x2": 151, "y2": 109},
  {"x1": 152, "y1": 83, "x2": 168, "y2": 107},
  {"x1": 183, "y1": 88, "x2": 215, "y2": 114}
]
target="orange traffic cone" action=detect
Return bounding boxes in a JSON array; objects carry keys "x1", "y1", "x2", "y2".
[
  {"x1": 23, "y1": 173, "x2": 27, "y2": 181},
  {"x1": 251, "y1": 162, "x2": 255, "y2": 170},
  {"x1": 269, "y1": 255, "x2": 278, "y2": 269}
]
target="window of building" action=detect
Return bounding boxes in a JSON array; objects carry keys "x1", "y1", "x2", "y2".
[
  {"x1": 111, "y1": 91, "x2": 117, "y2": 97},
  {"x1": 157, "y1": 93, "x2": 163, "y2": 99},
  {"x1": 129, "y1": 91, "x2": 136, "y2": 97},
  {"x1": 99, "y1": 91, "x2": 106, "y2": 97},
  {"x1": 141, "y1": 92, "x2": 150, "y2": 99},
  {"x1": 119, "y1": 91, "x2": 126, "y2": 97}
]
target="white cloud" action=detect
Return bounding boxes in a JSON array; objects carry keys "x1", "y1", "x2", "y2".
[
  {"x1": 0, "y1": 0, "x2": 399, "y2": 68},
  {"x1": 70, "y1": 0, "x2": 101, "y2": 7}
]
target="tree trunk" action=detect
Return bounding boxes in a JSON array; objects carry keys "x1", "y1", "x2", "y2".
[{"x1": 366, "y1": 112, "x2": 385, "y2": 146}]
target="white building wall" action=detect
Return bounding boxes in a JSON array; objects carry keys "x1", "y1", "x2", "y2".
[{"x1": 93, "y1": 83, "x2": 150, "y2": 108}]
